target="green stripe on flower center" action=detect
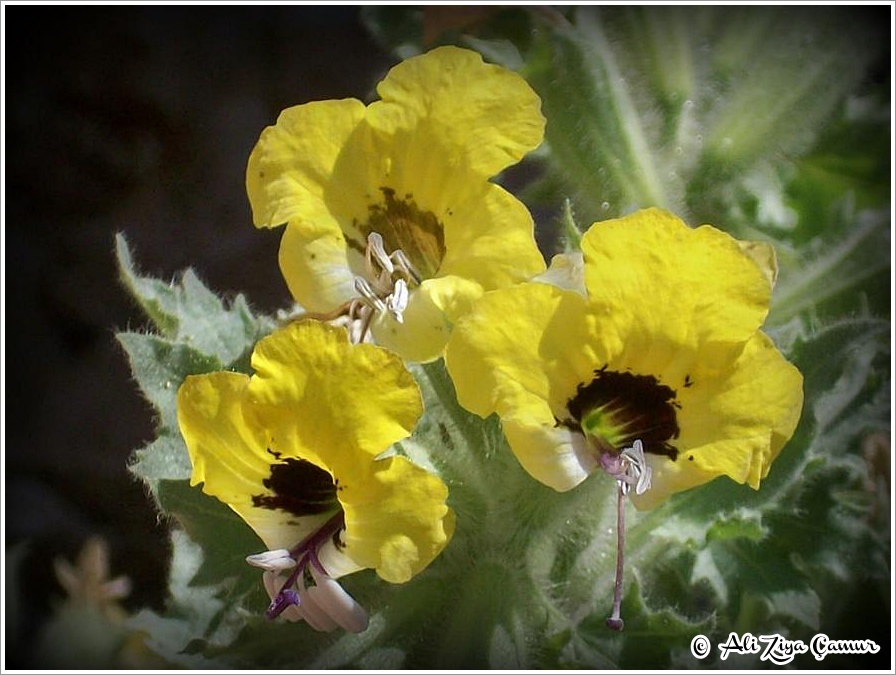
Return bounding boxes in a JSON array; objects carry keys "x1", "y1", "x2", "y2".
[
  {"x1": 566, "y1": 368, "x2": 681, "y2": 460},
  {"x1": 252, "y1": 456, "x2": 341, "y2": 517},
  {"x1": 355, "y1": 187, "x2": 445, "y2": 279}
]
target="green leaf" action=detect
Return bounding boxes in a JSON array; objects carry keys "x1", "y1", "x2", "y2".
[
  {"x1": 125, "y1": 530, "x2": 248, "y2": 668},
  {"x1": 786, "y1": 95, "x2": 891, "y2": 237},
  {"x1": 525, "y1": 10, "x2": 675, "y2": 220},
  {"x1": 116, "y1": 233, "x2": 271, "y2": 367},
  {"x1": 116, "y1": 331, "x2": 222, "y2": 435},
  {"x1": 129, "y1": 433, "x2": 193, "y2": 492},
  {"x1": 562, "y1": 575, "x2": 714, "y2": 669},
  {"x1": 767, "y1": 208, "x2": 890, "y2": 326},
  {"x1": 156, "y1": 480, "x2": 264, "y2": 596}
]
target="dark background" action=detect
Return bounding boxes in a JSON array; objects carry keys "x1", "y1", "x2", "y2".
[{"x1": 4, "y1": 5, "x2": 395, "y2": 657}]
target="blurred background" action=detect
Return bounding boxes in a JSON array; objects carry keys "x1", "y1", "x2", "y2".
[{"x1": 4, "y1": 5, "x2": 394, "y2": 664}]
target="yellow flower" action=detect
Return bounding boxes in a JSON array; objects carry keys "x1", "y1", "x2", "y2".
[
  {"x1": 445, "y1": 208, "x2": 803, "y2": 509},
  {"x1": 177, "y1": 321, "x2": 455, "y2": 631},
  {"x1": 247, "y1": 46, "x2": 546, "y2": 362}
]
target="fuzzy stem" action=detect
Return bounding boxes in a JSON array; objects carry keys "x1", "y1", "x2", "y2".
[{"x1": 606, "y1": 483, "x2": 626, "y2": 631}]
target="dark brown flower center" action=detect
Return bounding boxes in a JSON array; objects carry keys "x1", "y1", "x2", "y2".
[
  {"x1": 252, "y1": 455, "x2": 340, "y2": 516},
  {"x1": 561, "y1": 367, "x2": 681, "y2": 460},
  {"x1": 349, "y1": 187, "x2": 445, "y2": 279}
]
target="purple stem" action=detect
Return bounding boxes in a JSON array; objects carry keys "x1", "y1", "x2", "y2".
[
  {"x1": 266, "y1": 510, "x2": 347, "y2": 621},
  {"x1": 606, "y1": 483, "x2": 626, "y2": 631}
]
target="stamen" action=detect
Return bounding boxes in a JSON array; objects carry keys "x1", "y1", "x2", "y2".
[
  {"x1": 340, "y1": 231, "x2": 422, "y2": 342},
  {"x1": 390, "y1": 249, "x2": 422, "y2": 285},
  {"x1": 620, "y1": 439, "x2": 652, "y2": 495},
  {"x1": 298, "y1": 231, "x2": 421, "y2": 345},
  {"x1": 261, "y1": 571, "x2": 303, "y2": 623},
  {"x1": 366, "y1": 232, "x2": 394, "y2": 276},
  {"x1": 354, "y1": 277, "x2": 387, "y2": 314},
  {"x1": 250, "y1": 511, "x2": 366, "y2": 632},
  {"x1": 246, "y1": 549, "x2": 297, "y2": 572},
  {"x1": 385, "y1": 278, "x2": 409, "y2": 323}
]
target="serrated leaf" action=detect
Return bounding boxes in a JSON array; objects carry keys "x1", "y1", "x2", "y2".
[
  {"x1": 116, "y1": 331, "x2": 222, "y2": 434},
  {"x1": 116, "y1": 233, "x2": 270, "y2": 366},
  {"x1": 812, "y1": 325, "x2": 885, "y2": 431},
  {"x1": 690, "y1": 547, "x2": 728, "y2": 604},
  {"x1": 115, "y1": 234, "x2": 180, "y2": 336},
  {"x1": 791, "y1": 316, "x2": 889, "y2": 424},
  {"x1": 129, "y1": 433, "x2": 193, "y2": 491},
  {"x1": 567, "y1": 574, "x2": 714, "y2": 670}
]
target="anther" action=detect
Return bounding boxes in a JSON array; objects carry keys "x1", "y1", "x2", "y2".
[
  {"x1": 246, "y1": 549, "x2": 297, "y2": 572},
  {"x1": 620, "y1": 439, "x2": 651, "y2": 495},
  {"x1": 391, "y1": 249, "x2": 422, "y2": 285},
  {"x1": 354, "y1": 277, "x2": 387, "y2": 313},
  {"x1": 366, "y1": 232, "x2": 394, "y2": 276},
  {"x1": 385, "y1": 278, "x2": 409, "y2": 323}
]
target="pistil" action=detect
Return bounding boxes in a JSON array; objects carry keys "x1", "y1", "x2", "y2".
[{"x1": 598, "y1": 439, "x2": 651, "y2": 631}]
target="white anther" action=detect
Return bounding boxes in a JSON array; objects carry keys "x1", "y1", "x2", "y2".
[
  {"x1": 354, "y1": 276, "x2": 387, "y2": 313},
  {"x1": 247, "y1": 549, "x2": 297, "y2": 572},
  {"x1": 385, "y1": 278, "x2": 409, "y2": 323},
  {"x1": 391, "y1": 249, "x2": 422, "y2": 285},
  {"x1": 366, "y1": 232, "x2": 394, "y2": 275},
  {"x1": 619, "y1": 439, "x2": 652, "y2": 495}
]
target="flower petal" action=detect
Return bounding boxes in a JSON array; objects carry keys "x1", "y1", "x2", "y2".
[
  {"x1": 632, "y1": 331, "x2": 804, "y2": 509},
  {"x1": 373, "y1": 45, "x2": 544, "y2": 180},
  {"x1": 738, "y1": 239, "x2": 778, "y2": 288},
  {"x1": 246, "y1": 99, "x2": 367, "y2": 229},
  {"x1": 370, "y1": 275, "x2": 484, "y2": 363},
  {"x1": 446, "y1": 282, "x2": 601, "y2": 422},
  {"x1": 582, "y1": 208, "x2": 773, "y2": 371},
  {"x1": 278, "y1": 219, "x2": 356, "y2": 312},
  {"x1": 438, "y1": 181, "x2": 546, "y2": 288},
  {"x1": 340, "y1": 455, "x2": 455, "y2": 584},
  {"x1": 177, "y1": 372, "x2": 334, "y2": 549},
  {"x1": 503, "y1": 418, "x2": 598, "y2": 492},
  {"x1": 248, "y1": 321, "x2": 423, "y2": 479}
]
